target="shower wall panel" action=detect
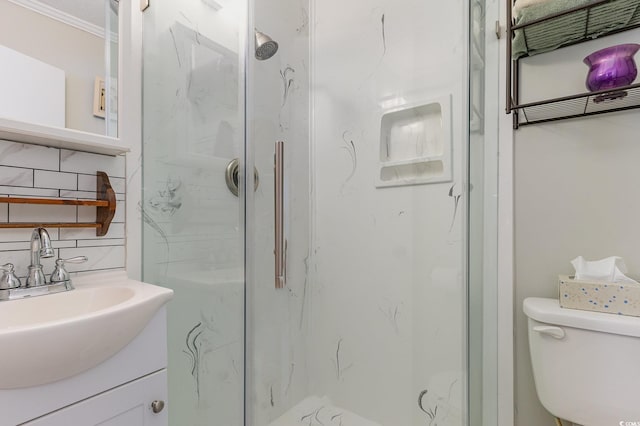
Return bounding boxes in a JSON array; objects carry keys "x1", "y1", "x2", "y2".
[{"x1": 308, "y1": 1, "x2": 468, "y2": 425}]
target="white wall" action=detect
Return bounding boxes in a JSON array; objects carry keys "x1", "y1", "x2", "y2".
[
  {"x1": 0, "y1": 1, "x2": 107, "y2": 135},
  {"x1": 514, "y1": 29, "x2": 640, "y2": 426},
  {"x1": 307, "y1": 1, "x2": 468, "y2": 425}
]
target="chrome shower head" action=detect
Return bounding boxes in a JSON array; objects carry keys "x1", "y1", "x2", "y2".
[{"x1": 255, "y1": 30, "x2": 279, "y2": 60}]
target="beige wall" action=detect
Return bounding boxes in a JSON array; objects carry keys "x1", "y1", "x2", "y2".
[
  {"x1": 0, "y1": 1, "x2": 106, "y2": 135},
  {"x1": 514, "y1": 29, "x2": 640, "y2": 425}
]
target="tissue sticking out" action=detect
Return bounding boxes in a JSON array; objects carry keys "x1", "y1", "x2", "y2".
[{"x1": 571, "y1": 256, "x2": 639, "y2": 285}]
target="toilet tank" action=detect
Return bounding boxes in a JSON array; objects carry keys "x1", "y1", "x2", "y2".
[{"x1": 523, "y1": 297, "x2": 640, "y2": 426}]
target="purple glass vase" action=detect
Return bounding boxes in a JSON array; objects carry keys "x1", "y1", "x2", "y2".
[{"x1": 584, "y1": 44, "x2": 640, "y2": 92}]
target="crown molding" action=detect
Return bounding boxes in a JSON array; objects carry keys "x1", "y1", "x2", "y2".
[{"x1": 7, "y1": 0, "x2": 112, "y2": 40}]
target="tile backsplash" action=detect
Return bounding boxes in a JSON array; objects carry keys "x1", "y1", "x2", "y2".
[{"x1": 0, "y1": 140, "x2": 126, "y2": 279}]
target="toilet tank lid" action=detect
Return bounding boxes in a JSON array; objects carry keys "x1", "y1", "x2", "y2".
[{"x1": 523, "y1": 297, "x2": 640, "y2": 338}]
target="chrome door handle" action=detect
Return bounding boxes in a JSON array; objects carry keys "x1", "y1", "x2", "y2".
[{"x1": 274, "y1": 141, "x2": 286, "y2": 289}]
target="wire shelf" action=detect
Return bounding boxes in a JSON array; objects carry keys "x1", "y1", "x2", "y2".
[
  {"x1": 507, "y1": 0, "x2": 640, "y2": 127},
  {"x1": 512, "y1": 82, "x2": 640, "y2": 126}
]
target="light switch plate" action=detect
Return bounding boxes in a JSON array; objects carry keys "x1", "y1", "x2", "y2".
[{"x1": 93, "y1": 77, "x2": 106, "y2": 118}]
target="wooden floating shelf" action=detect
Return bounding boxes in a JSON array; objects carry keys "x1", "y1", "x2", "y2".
[
  {"x1": 0, "y1": 197, "x2": 110, "y2": 207},
  {"x1": 0, "y1": 171, "x2": 116, "y2": 236},
  {"x1": 0, "y1": 223, "x2": 101, "y2": 229}
]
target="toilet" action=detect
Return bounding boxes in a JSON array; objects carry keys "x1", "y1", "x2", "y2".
[{"x1": 524, "y1": 297, "x2": 640, "y2": 426}]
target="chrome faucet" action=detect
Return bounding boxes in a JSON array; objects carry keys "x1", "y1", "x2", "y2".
[
  {"x1": 26, "y1": 227, "x2": 55, "y2": 287},
  {"x1": 0, "y1": 228, "x2": 87, "y2": 301}
]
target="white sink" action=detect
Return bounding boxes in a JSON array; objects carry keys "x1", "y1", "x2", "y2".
[{"x1": 0, "y1": 271, "x2": 173, "y2": 389}]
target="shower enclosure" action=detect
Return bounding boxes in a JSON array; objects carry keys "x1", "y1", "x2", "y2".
[{"x1": 141, "y1": 0, "x2": 498, "y2": 424}]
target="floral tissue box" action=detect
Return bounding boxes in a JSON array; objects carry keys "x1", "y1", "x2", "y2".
[{"x1": 558, "y1": 275, "x2": 640, "y2": 317}]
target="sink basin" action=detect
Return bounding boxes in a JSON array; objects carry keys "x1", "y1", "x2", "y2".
[{"x1": 0, "y1": 271, "x2": 173, "y2": 389}]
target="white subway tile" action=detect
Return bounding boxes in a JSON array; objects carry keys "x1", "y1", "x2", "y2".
[
  {"x1": 0, "y1": 241, "x2": 30, "y2": 251},
  {"x1": 60, "y1": 190, "x2": 96, "y2": 200},
  {"x1": 110, "y1": 177, "x2": 126, "y2": 194},
  {"x1": 59, "y1": 223, "x2": 125, "y2": 240},
  {"x1": 113, "y1": 200, "x2": 125, "y2": 223},
  {"x1": 58, "y1": 227, "x2": 96, "y2": 241},
  {"x1": 59, "y1": 246, "x2": 125, "y2": 272},
  {"x1": 78, "y1": 206, "x2": 97, "y2": 223},
  {"x1": 0, "y1": 186, "x2": 58, "y2": 197},
  {"x1": 9, "y1": 204, "x2": 76, "y2": 223},
  {"x1": 0, "y1": 239, "x2": 75, "y2": 251},
  {"x1": 0, "y1": 140, "x2": 59, "y2": 171},
  {"x1": 52, "y1": 240, "x2": 76, "y2": 249},
  {"x1": 77, "y1": 174, "x2": 97, "y2": 192},
  {"x1": 77, "y1": 238, "x2": 125, "y2": 247},
  {"x1": 0, "y1": 228, "x2": 60, "y2": 242},
  {"x1": 34, "y1": 170, "x2": 77, "y2": 190},
  {"x1": 70, "y1": 268, "x2": 124, "y2": 279},
  {"x1": 60, "y1": 150, "x2": 125, "y2": 178},
  {"x1": 0, "y1": 166, "x2": 32, "y2": 187},
  {"x1": 78, "y1": 174, "x2": 125, "y2": 194}
]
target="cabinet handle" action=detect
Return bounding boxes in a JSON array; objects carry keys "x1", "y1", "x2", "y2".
[{"x1": 151, "y1": 400, "x2": 165, "y2": 413}]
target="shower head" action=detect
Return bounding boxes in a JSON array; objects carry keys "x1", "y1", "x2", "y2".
[{"x1": 255, "y1": 30, "x2": 279, "y2": 60}]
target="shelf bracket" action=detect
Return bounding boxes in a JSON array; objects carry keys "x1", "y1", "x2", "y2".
[{"x1": 96, "y1": 172, "x2": 116, "y2": 236}]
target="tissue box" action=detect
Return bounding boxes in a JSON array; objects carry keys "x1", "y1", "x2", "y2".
[{"x1": 559, "y1": 275, "x2": 640, "y2": 317}]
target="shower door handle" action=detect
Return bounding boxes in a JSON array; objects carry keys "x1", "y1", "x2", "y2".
[{"x1": 274, "y1": 141, "x2": 286, "y2": 289}]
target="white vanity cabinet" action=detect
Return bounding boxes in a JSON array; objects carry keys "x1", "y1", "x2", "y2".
[
  {"x1": 23, "y1": 370, "x2": 167, "y2": 426},
  {"x1": 0, "y1": 308, "x2": 169, "y2": 426}
]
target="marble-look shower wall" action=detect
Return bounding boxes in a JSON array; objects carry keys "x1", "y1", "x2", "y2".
[
  {"x1": 248, "y1": 0, "x2": 311, "y2": 423},
  {"x1": 308, "y1": 1, "x2": 467, "y2": 425},
  {"x1": 0, "y1": 140, "x2": 126, "y2": 276}
]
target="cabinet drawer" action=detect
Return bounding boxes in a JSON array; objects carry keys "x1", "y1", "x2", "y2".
[{"x1": 22, "y1": 370, "x2": 167, "y2": 426}]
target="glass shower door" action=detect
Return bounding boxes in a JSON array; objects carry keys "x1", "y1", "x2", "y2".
[
  {"x1": 141, "y1": 2, "x2": 247, "y2": 425},
  {"x1": 140, "y1": 0, "x2": 498, "y2": 423},
  {"x1": 246, "y1": 0, "x2": 470, "y2": 425}
]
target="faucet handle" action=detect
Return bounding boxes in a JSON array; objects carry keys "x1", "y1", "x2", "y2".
[
  {"x1": 50, "y1": 256, "x2": 88, "y2": 284},
  {"x1": 0, "y1": 263, "x2": 22, "y2": 290}
]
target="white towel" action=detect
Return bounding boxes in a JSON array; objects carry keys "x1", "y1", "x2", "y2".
[
  {"x1": 512, "y1": 0, "x2": 556, "y2": 18},
  {"x1": 269, "y1": 396, "x2": 382, "y2": 426}
]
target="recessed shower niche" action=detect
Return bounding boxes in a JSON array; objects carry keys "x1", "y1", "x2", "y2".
[{"x1": 376, "y1": 95, "x2": 452, "y2": 188}]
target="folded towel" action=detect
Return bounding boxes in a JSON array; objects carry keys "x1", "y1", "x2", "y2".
[
  {"x1": 512, "y1": 0, "x2": 640, "y2": 59},
  {"x1": 269, "y1": 396, "x2": 382, "y2": 426},
  {"x1": 513, "y1": 0, "x2": 555, "y2": 18}
]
